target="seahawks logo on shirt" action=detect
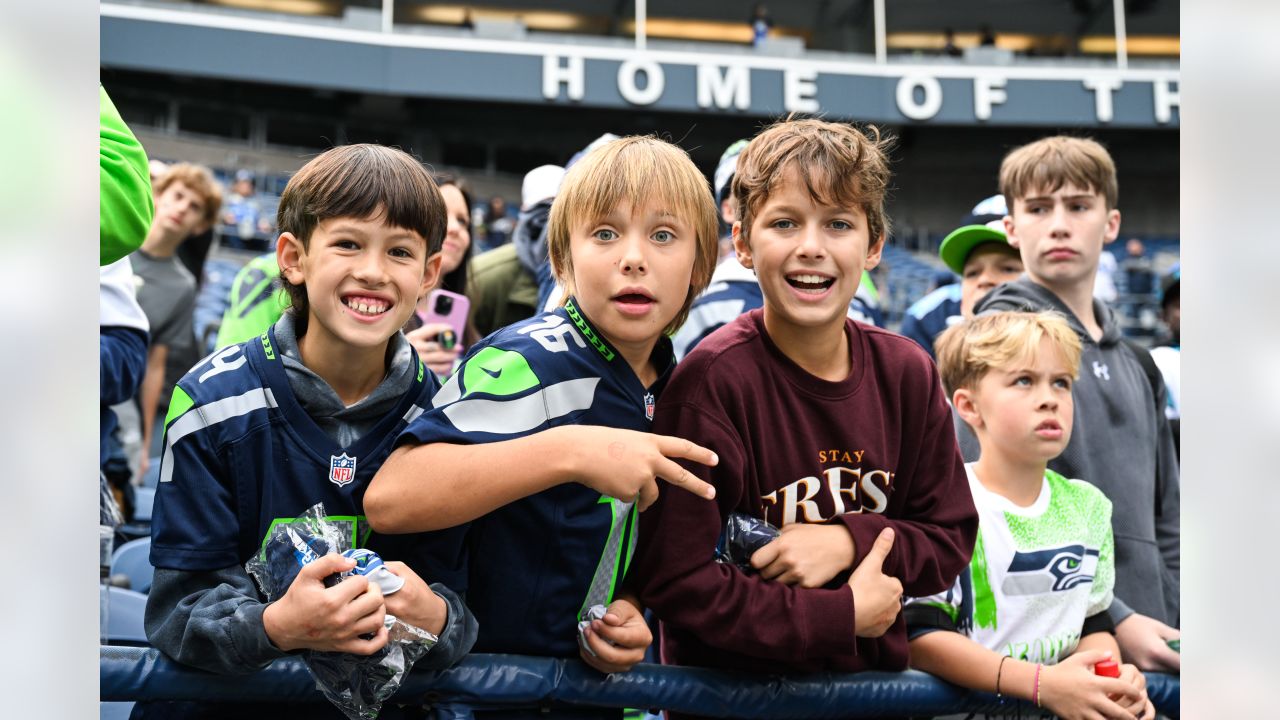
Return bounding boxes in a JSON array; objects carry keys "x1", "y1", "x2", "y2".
[{"x1": 1002, "y1": 544, "x2": 1098, "y2": 595}]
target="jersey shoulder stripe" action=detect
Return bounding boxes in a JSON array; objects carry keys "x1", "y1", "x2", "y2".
[
  {"x1": 160, "y1": 334, "x2": 278, "y2": 484},
  {"x1": 906, "y1": 284, "x2": 962, "y2": 319}
]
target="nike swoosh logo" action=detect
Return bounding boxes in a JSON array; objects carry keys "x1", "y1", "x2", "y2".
[{"x1": 481, "y1": 365, "x2": 502, "y2": 379}]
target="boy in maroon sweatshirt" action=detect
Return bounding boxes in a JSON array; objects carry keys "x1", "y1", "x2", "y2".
[{"x1": 633, "y1": 119, "x2": 978, "y2": 678}]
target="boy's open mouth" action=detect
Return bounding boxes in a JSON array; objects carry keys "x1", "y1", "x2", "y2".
[
  {"x1": 786, "y1": 273, "x2": 835, "y2": 294},
  {"x1": 1035, "y1": 420, "x2": 1063, "y2": 438},
  {"x1": 342, "y1": 294, "x2": 391, "y2": 317},
  {"x1": 613, "y1": 287, "x2": 655, "y2": 304}
]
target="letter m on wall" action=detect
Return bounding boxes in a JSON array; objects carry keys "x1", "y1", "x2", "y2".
[{"x1": 697, "y1": 64, "x2": 750, "y2": 111}]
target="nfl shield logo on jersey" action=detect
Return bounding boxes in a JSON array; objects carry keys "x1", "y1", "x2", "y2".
[
  {"x1": 644, "y1": 392, "x2": 655, "y2": 421},
  {"x1": 329, "y1": 453, "x2": 357, "y2": 487}
]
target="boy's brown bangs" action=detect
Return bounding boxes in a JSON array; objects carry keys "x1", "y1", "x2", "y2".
[
  {"x1": 736, "y1": 119, "x2": 893, "y2": 243},
  {"x1": 1001, "y1": 137, "x2": 1118, "y2": 210},
  {"x1": 781, "y1": 157, "x2": 866, "y2": 219},
  {"x1": 279, "y1": 145, "x2": 446, "y2": 254}
]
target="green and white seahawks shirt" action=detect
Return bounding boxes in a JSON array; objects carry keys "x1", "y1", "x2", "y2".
[{"x1": 905, "y1": 463, "x2": 1114, "y2": 664}]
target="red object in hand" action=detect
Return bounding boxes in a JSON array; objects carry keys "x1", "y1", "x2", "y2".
[{"x1": 1094, "y1": 659, "x2": 1121, "y2": 678}]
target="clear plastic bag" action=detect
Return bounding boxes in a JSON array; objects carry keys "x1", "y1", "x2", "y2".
[
  {"x1": 245, "y1": 503, "x2": 437, "y2": 720},
  {"x1": 714, "y1": 512, "x2": 780, "y2": 573}
]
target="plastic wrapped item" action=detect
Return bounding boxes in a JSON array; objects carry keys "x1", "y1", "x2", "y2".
[
  {"x1": 100, "y1": 471, "x2": 124, "y2": 528},
  {"x1": 245, "y1": 503, "x2": 438, "y2": 720},
  {"x1": 576, "y1": 604, "x2": 611, "y2": 658},
  {"x1": 714, "y1": 512, "x2": 780, "y2": 573}
]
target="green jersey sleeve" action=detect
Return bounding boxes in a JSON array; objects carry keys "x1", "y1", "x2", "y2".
[{"x1": 100, "y1": 86, "x2": 154, "y2": 265}]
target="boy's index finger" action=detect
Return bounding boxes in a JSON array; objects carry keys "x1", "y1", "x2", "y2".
[
  {"x1": 654, "y1": 456, "x2": 717, "y2": 501},
  {"x1": 299, "y1": 552, "x2": 355, "y2": 581},
  {"x1": 655, "y1": 435, "x2": 718, "y2": 467}
]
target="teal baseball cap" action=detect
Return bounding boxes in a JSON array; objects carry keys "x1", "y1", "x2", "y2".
[{"x1": 938, "y1": 219, "x2": 1011, "y2": 275}]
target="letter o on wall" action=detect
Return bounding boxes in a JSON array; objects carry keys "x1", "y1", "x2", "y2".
[
  {"x1": 895, "y1": 74, "x2": 943, "y2": 121},
  {"x1": 618, "y1": 59, "x2": 665, "y2": 106}
]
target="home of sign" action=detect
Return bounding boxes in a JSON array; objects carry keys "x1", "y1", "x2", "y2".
[{"x1": 539, "y1": 53, "x2": 1179, "y2": 128}]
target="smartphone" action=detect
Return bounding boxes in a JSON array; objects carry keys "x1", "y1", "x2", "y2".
[{"x1": 420, "y1": 289, "x2": 470, "y2": 344}]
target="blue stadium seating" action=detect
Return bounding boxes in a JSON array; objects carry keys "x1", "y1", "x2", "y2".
[
  {"x1": 110, "y1": 539, "x2": 154, "y2": 595},
  {"x1": 101, "y1": 586, "x2": 149, "y2": 645}
]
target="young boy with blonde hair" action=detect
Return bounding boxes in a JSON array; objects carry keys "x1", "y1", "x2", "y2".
[
  {"x1": 631, "y1": 118, "x2": 977, "y2": 682},
  {"x1": 909, "y1": 311, "x2": 1153, "y2": 720},
  {"x1": 962, "y1": 136, "x2": 1180, "y2": 672},
  {"x1": 367, "y1": 136, "x2": 720, "y2": 683}
]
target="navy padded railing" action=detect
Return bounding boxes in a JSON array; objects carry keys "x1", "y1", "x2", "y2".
[{"x1": 101, "y1": 646, "x2": 1179, "y2": 719}]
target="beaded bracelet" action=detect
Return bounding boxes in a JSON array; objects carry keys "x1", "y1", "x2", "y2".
[{"x1": 1033, "y1": 663, "x2": 1043, "y2": 707}]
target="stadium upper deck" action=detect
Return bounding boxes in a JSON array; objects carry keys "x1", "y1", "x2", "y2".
[{"x1": 100, "y1": 0, "x2": 1179, "y2": 236}]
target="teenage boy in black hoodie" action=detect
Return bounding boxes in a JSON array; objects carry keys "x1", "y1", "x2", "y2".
[{"x1": 958, "y1": 136, "x2": 1180, "y2": 673}]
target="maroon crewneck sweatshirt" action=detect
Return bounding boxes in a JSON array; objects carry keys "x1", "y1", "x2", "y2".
[{"x1": 633, "y1": 309, "x2": 977, "y2": 674}]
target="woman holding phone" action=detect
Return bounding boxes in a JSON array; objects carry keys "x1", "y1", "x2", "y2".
[{"x1": 406, "y1": 173, "x2": 478, "y2": 377}]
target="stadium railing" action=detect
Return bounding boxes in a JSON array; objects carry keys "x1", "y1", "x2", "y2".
[{"x1": 101, "y1": 645, "x2": 1179, "y2": 719}]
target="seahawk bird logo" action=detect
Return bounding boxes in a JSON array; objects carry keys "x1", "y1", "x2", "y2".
[{"x1": 1003, "y1": 544, "x2": 1099, "y2": 595}]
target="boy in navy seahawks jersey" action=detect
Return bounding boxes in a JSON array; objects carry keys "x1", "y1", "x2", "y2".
[
  {"x1": 367, "y1": 137, "x2": 720, "y2": 683},
  {"x1": 145, "y1": 145, "x2": 476, "y2": 719}
]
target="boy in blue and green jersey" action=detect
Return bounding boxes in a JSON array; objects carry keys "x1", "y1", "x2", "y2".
[{"x1": 367, "y1": 137, "x2": 721, "y2": 694}]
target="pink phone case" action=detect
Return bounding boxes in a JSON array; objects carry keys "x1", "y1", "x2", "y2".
[{"x1": 420, "y1": 289, "x2": 470, "y2": 342}]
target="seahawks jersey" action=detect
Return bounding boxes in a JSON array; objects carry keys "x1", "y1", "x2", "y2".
[
  {"x1": 905, "y1": 465, "x2": 1114, "y2": 664},
  {"x1": 899, "y1": 283, "x2": 962, "y2": 360},
  {"x1": 150, "y1": 326, "x2": 467, "y2": 590},
  {"x1": 398, "y1": 297, "x2": 673, "y2": 657}
]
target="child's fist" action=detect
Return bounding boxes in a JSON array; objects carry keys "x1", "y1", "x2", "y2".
[{"x1": 847, "y1": 528, "x2": 902, "y2": 638}]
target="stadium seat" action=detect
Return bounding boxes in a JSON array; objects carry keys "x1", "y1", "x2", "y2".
[
  {"x1": 102, "y1": 586, "x2": 149, "y2": 645},
  {"x1": 110, "y1": 538, "x2": 154, "y2": 594},
  {"x1": 133, "y1": 486, "x2": 155, "y2": 523}
]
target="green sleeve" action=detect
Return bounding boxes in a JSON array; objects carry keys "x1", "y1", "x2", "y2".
[
  {"x1": 214, "y1": 256, "x2": 287, "y2": 349},
  {"x1": 100, "y1": 85, "x2": 154, "y2": 265}
]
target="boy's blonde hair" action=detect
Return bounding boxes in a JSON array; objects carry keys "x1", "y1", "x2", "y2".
[
  {"x1": 999, "y1": 136, "x2": 1118, "y2": 211},
  {"x1": 935, "y1": 311, "x2": 1082, "y2": 397},
  {"x1": 547, "y1": 136, "x2": 719, "y2": 334},
  {"x1": 732, "y1": 118, "x2": 893, "y2": 245},
  {"x1": 154, "y1": 163, "x2": 224, "y2": 229}
]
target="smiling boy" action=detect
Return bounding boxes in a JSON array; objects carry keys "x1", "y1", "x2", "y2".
[
  {"x1": 962, "y1": 136, "x2": 1181, "y2": 673},
  {"x1": 366, "y1": 136, "x2": 720, "y2": 687},
  {"x1": 631, "y1": 119, "x2": 977, "y2": 682},
  {"x1": 146, "y1": 145, "x2": 476, "y2": 719}
]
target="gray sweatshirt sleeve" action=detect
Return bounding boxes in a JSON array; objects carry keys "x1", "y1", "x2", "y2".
[
  {"x1": 419, "y1": 583, "x2": 479, "y2": 669},
  {"x1": 144, "y1": 567, "x2": 478, "y2": 675},
  {"x1": 1152, "y1": 384, "x2": 1181, "y2": 625},
  {"x1": 144, "y1": 566, "x2": 290, "y2": 675}
]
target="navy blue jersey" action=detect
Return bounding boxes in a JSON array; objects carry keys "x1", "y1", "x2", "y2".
[
  {"x1": 151, "y1": 326, "x2": 467, "y2": 590},
  {"x1": 672, "y1": 278, "x2": 762, "y2": 361},
  {"x1": 899, "y1": 283, "x2": 962, "y2": 360},
  {"x1": 398, "y1": 297, "x2": 673, "y2": 657}
]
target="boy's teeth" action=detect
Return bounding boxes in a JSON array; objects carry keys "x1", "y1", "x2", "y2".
[
  {"x1": 792, "y1": 274, "x2": 825, "y2": 284},
  {"x1": 345, "y1": 298, "x2": 387, "y2": 314}
]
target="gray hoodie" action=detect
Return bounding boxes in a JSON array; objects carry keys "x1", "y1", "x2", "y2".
[{"x1": 957, "y1": 277, "x2": 1179, "y2": 627}]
